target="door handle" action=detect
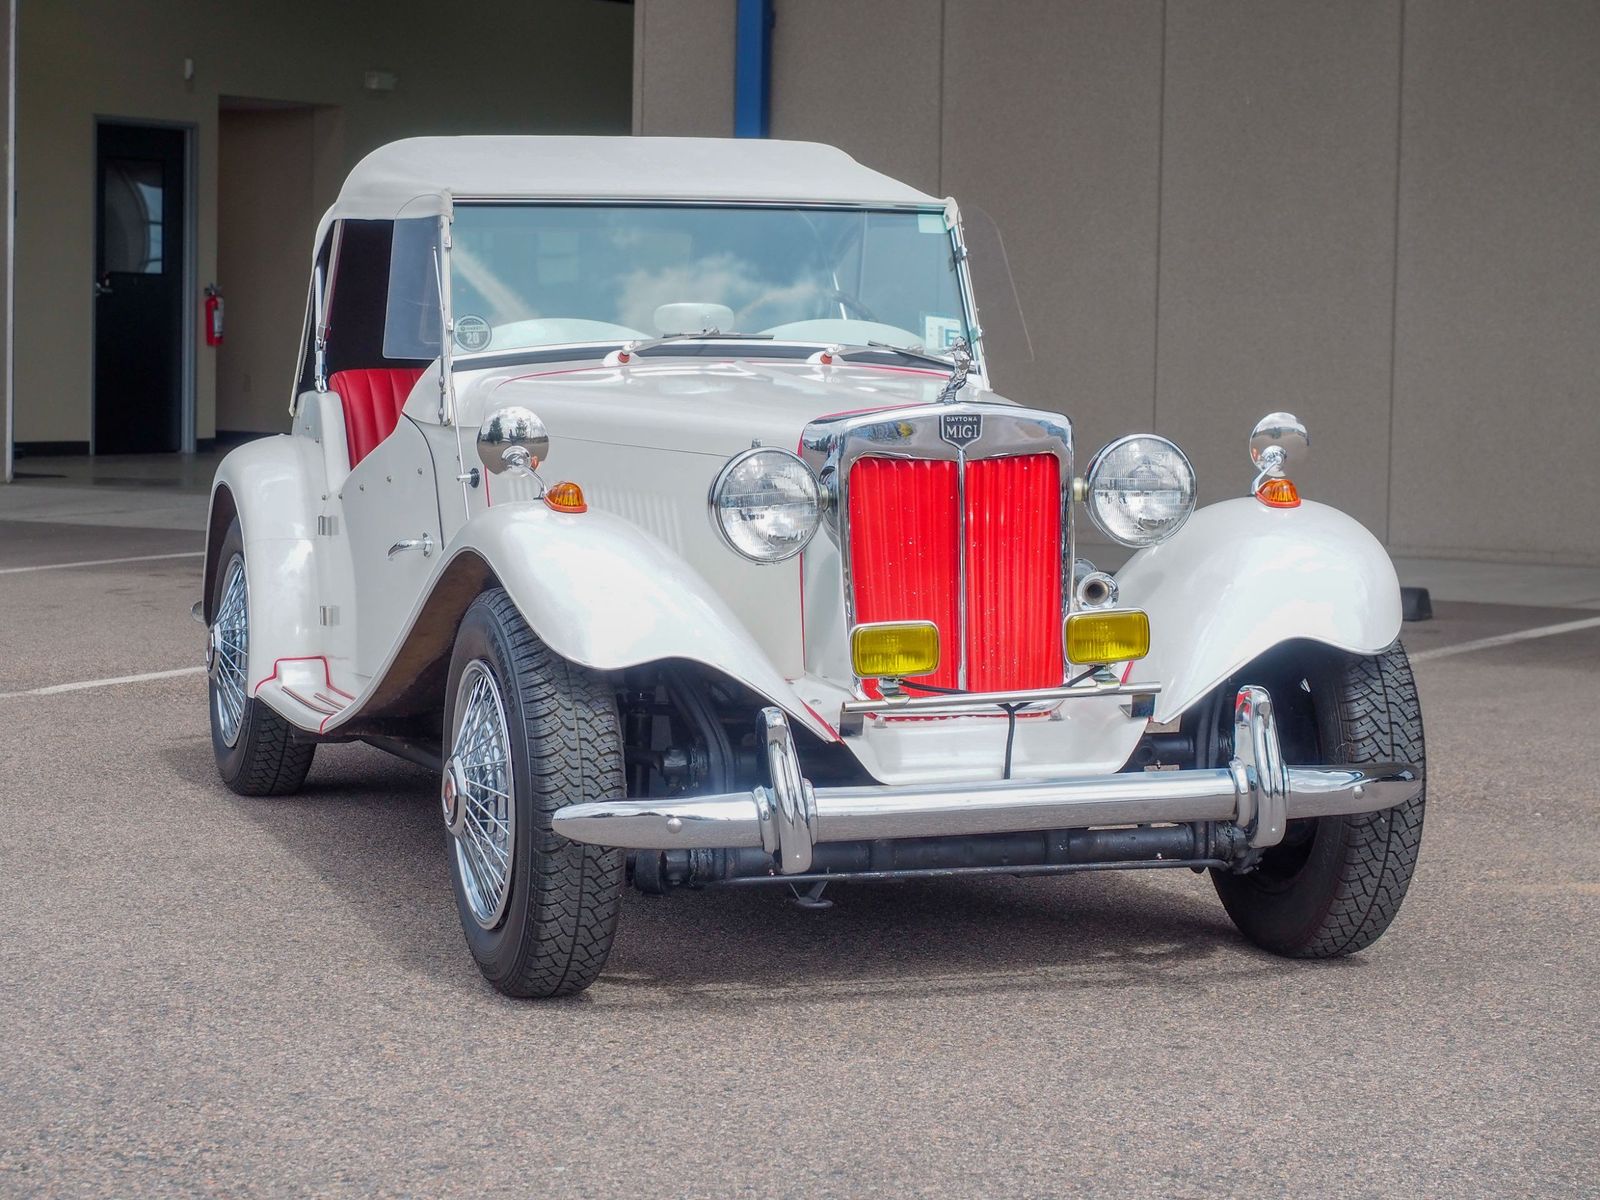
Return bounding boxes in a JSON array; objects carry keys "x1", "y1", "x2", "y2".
[
  {"x1": 387, "y1": 533, "x2": 434, "y2": 559},
  {"x1": 94, "y1": 275, "x2": 113, "y2": 297}
]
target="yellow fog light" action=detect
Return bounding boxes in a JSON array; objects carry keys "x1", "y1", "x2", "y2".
[
  {"x1": 1065, "y1": 609, "x2": 1151, "y2": 664},
  {"x1": 851, "y1": 621, "x2": 941, "y2": 679}
]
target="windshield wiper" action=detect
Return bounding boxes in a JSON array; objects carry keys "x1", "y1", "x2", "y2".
[
  {"x1": 620, "y1": 330, "x2": 775, "y2": 357},
  {"x1": 855, "y1": 341, "x2": 957, "y2": 369}
]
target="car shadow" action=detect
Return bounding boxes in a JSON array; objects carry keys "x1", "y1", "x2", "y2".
[{"x1": 164, "y1": 738, "x2": 1360, "y2": 1010}]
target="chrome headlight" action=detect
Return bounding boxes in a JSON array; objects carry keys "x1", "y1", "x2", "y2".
[
  {"x1": 1085, "y1": 435, "x2": 1196, "y2": 547},
  {"x1": 710, "y1": 448, "x2": 822, "y2": 562}
]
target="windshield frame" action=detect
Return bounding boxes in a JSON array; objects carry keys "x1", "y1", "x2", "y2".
[{"x1": 437, "y1": 198, "x2": 985, "y2": 380}]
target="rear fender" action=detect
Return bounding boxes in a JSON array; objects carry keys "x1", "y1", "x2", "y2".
[
  {"x1": 204, "y1": 435, "x2": 336, "y2": 687},
  {"x1": 1116, "y1": 498, "x2": 1402, "y2": 724},
  {"x1": 347, "y1": 502, "x2": 832, "y2": 742}
]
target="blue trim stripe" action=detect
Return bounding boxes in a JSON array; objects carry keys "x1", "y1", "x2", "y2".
[{"x1": 734, "y1": 0, "x2": 772, "y2": 138}]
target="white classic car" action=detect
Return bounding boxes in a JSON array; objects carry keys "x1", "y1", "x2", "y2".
[{"x1": 202, "y1": 136, "x2": 1425, "y2": 997}]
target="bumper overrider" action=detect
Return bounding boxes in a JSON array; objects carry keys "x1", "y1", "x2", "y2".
[{"x1": 553, "y1": 686, "x2": 1424, "y2": 877}]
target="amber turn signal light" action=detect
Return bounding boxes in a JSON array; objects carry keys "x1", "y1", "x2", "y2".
[
  {"x1": 1255, "y1": 477, "x2": 1300, "y2": 508},
  {"x1": 1065, "y1": 609, "x2": 1151, "y2": 664},
  {"x1": 851, "y1": 621, "x2": 940, "y2": 679},
  {"x1": 544, "y1": 481, "x2": 588, "y2": 513}
]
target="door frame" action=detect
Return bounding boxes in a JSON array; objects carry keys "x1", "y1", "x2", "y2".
[{"x1": 90, "y1": 116, "x2": 198, "y2": 455}]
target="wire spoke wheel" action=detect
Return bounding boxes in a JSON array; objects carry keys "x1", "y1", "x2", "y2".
[
  {"x1": 442, "y1": 588, "x2": 624, "y2": 997},
  {"x1": 445, "y1": 661, "x2": 516, "y2": 929},
  {"x1": 210, "y1": 554, "x2": 250, "y2": 748},
  {"x1": 205, "y1": 518, "x2": 315, "y2": 796}
]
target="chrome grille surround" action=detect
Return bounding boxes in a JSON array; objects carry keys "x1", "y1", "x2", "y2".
[{"x1": 799, "y1": 401, "x2": 1075, "y2": 696}]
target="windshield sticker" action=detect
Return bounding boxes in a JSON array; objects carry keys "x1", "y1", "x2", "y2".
[
  {"x1": 454, "y1": 314, "x2": 492, "y2": 352},
  {"x1": 924, "y1": 315, "x2": 963, "y2": 351}
]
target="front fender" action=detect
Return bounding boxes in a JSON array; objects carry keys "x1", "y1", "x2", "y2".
[
  {"x1": 1117, "y1": 498, "x2": 1402, "y2": 724},
  {"x1": 351, "y1": 501, "x2": 833, "y2": 742}
]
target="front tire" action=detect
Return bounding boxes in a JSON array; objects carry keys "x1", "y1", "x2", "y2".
[
  {"x1": 1211, "y1": 642, "x2": 1426, "y2": 958},
  {"x1": 207, "y1": 518, "x2": 316, "y2": 796},
  {"x1": 442, "y1": 589, "x2": 625, "y2": 998}
]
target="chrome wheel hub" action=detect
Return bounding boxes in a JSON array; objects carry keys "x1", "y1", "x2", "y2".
[
  {"x1": 440, "y1": 754, "x2": 470, "y2": 838},
  {"x1": 447, "y1": 662, "x2": 515, "y2": 929},
  {"x1": 210, "y1": 555, "x2": 249, "y2": 748}
]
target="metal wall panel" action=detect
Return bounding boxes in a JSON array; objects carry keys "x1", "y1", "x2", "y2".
[
  {"x1": 942, "y1": 0, "x2": 1163, "y2": 454},
  {"x1": 633, "y1": 0, "x2": 737, "y2": 137},
  {"x1": 1390, "y1": 0, "x2": 1600, "y2": 563},
  {"x1": 769, "y1": 0, "x2": 943, "y2": 195},
  {"x1": 1155, "y1": 0, "x2": 1401, "y2": 534}
]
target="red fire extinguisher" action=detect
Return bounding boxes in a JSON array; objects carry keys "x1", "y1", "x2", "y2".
[{"x1": 205, "y1": 284, "x2": 225, "y2": 347}]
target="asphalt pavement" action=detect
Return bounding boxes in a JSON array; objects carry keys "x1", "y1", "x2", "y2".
[{"x1": 1, "y1": 517, "x2": 1596, "y2": 1198}]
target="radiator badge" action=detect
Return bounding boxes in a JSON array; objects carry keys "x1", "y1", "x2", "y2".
[{"x1": 939, "y1": 412, "x2": 983, "y2": 448}]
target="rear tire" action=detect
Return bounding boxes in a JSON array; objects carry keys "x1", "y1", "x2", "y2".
[
  {"x1": 442, "y1": 588, "x2": 625, "y2": 998},
  {"x1": 208, "y1": 518, "x2": 316, "y2": 796},
  {"x1": 1211, "y1": 641, "x2": 1426, "y2": 957}
]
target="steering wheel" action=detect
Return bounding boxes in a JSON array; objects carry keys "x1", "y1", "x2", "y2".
[{"x1": 820, "y1": 290, "x2": 880, "y2": 324}]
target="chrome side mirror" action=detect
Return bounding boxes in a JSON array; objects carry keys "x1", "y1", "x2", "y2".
[
  {"x1": 477, "y1": 406, "x2": 550, "y2": 476},
  {"x1": 1249, "y1": 412, "x2": 1308, "y2": 485}
]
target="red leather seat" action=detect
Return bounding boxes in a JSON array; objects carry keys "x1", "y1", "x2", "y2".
[{"x1": 330, "y1": 368, "x2": 426, "y2": 467}]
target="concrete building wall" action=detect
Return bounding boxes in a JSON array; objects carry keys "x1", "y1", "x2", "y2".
[
  {"x1": 1389, "y1": 0, "x2": 1600, "y2": 564},
  {"x1": 1, "y1": 1, "x2": 11, "y2": 481},
  {"x1": 633, "y1": 0, "x2": 734, "y2": 136},
  {"x1": 14, "y1": 0, "x2": 632, "y2": 448},
  {"x1": 634, "y1": 0, "x2": 1600, "y2": 565},
  {"x1": 1155, "y1": 0, "x2": 1401, "y2": 537},
  {"x1": 216, "y1": 107, "x2": 319, "y2": 435}
]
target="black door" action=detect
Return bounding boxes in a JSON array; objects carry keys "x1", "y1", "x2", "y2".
[{"x1": 94, "y1": 124, "x2": 185, "y2": 454}]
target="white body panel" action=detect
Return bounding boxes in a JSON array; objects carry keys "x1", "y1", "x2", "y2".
[
  {"x1": 1117, "y1": 497, "x2": 1404, "y2": 724},
  {"x1": 209, "y1": 434, "x2": 361, "y2": 731},
  {"x1": 403, "y1": 503, "x2": 827, "y2": 738},
  {"x1": 338, "y1": 419, "x2": 444, "y2": 675}
]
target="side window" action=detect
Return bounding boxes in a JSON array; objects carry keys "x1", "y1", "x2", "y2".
[
  {"x1": 296, "y1": 220, "x2": 431, "y2": 389},
  {"x1": 384, "y1": 218, "x2": 443, "y2": 360}
]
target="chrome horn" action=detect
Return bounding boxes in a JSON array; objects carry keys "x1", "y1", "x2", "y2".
[{"x1": 477, "y1": 406, "x2": 550, "y2": 476}]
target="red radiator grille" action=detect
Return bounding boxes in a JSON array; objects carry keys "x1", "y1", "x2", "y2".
[
  {"x1": 848, "y1": 458, "x2": 961, "y2": 693},
  {"x1": 846, "y1": 453, "x2": 1063, "y2": 695},
  {"x1": 963, "y1": 454, "x2": 1063, "y2": 691}
]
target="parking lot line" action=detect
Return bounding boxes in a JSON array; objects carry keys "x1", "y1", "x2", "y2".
[
  {"x1": 0, "y1": 666, "x2": 206, "y2": 700},
  {"x1": 1410, "y1": 614, "x2": 1600, "y2": 663},
  {"x1": 0, "y1": 551, "x2": 203, "y2": 575}
]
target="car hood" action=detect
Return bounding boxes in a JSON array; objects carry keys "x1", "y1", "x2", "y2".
[{"x1": 461, "y1": 356, "x2": 1011, "y2": 460}]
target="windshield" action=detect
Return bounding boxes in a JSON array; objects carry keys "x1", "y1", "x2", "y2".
[{"x1": 440, "y1": 204, "x2": 972, "y2": 357}]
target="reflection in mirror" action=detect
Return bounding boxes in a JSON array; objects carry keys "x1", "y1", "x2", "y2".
[
  {"x1": 1249, "y1": 412, "x2": 1310, "y2": 478},
  {"x1": 477, "y1": 407, "x2": 550, "y2": 476}
]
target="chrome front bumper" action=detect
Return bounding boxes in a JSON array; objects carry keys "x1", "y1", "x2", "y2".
[{"x1": 553, "y1": 686, "x2": 1424, "y2": 875}]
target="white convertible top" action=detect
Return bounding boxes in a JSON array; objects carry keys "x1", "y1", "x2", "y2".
[{"x1": 315, "y1": 136, "x2": 942, "y2": 246}]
